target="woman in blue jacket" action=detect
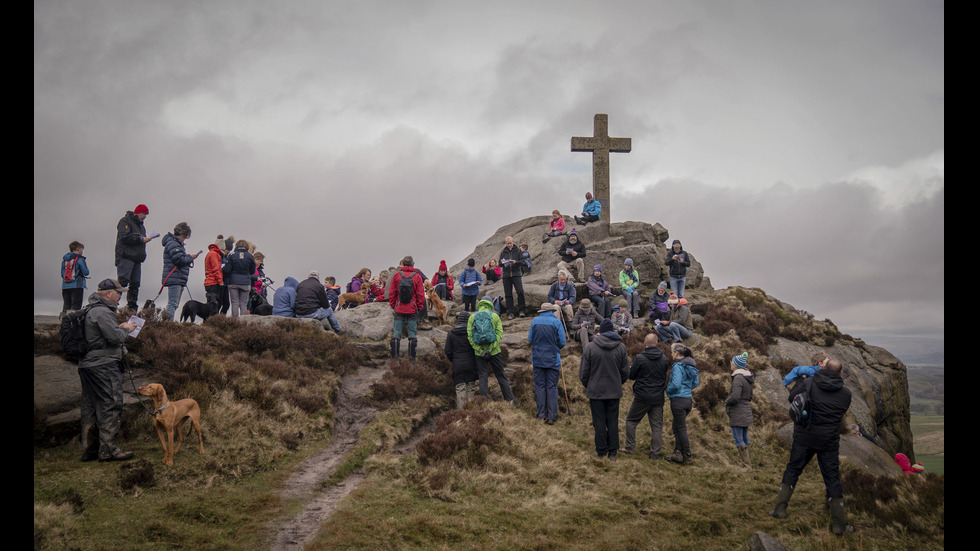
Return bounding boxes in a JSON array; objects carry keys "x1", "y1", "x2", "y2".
[{"x1": 665, "y1": 343, "x2": 699, "y2": 464}]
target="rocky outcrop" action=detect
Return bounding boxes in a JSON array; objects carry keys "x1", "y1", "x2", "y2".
[
  {"x1": 767, "y1": 338, "x2": 913, "y2": 460},
  {"x1": 449, "y1": 217, "x2": 708, "y2": 310}
]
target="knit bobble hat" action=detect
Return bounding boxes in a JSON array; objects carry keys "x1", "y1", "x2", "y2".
[{"x1": 732, "y1": 352, "x2": 748, "y2": 369}]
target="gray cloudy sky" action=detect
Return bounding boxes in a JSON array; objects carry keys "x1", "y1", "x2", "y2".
[{"x1": 34, "y1": 1, "x2": 944, "y2": 345}]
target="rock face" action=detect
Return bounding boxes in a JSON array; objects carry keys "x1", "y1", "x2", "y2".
[
  {"x1": 449, "y1": 216, "x2": 707, "y2": 310},
  {"x1": 767, "y1": 337, "x2": 914, "y2": 459}
]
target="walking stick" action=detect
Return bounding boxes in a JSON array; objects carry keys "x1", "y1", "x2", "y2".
[{"x1": 559, "y1": 356, "x2": 572, "y2": 416}]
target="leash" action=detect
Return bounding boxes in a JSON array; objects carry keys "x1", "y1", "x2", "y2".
[{"x1": 122, "y1": 358, "x2": 158, "y2": 416}]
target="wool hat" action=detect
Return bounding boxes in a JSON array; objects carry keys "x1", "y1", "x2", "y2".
[
  {"x1": 599, "y1": 319, "x2": 614, "y2": 333},
  {"x1": 568, "y1": 229, "x2": 578, "y2": 237},
  {"x1": 439, "y1": 260, "x2": 448, "y2": 272},
  {"x1": 617, "y1": 298, "x2": 628, "y2": 308},
  {"x1": 593, "y1": 264, "x2": 602, "y2": 273},
  {"x1": 624, "y1": 258, "x2": 634, "y2": 267},
  {"x1": 585, "y1": 192, "x2": 593, "y2": 200},
  {"x1": 133, "y1": 204, "x2": 149, "y2": 214},
  {"x1": 658, "y1": 281, "x2": 668, "y2": 290},
  {"x1": 732, "y1": 352, "x2": 748, "y2": 370}
]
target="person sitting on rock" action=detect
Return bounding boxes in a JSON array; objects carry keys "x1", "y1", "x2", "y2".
[
  {"x1": 655, "y1": 296, "x2": 693, "y2": 343},
  {"x1": 648, "y1": 281, "x2": 672, "y2": 320},
  {"x1": 572, "y1": 299, "x2": 603, "y2": 344},
  {"x1": 482, "y1": 259, "x2": 501, "y2": 284},
  {"x1": 431, "y1": 261, "x2": 455, "y2": 300},
  {"x1": 542, "y1": 209, "x2": 566, "y2": 243},
  {"x1": 369, "y1": 270, "x2": 388, "y2": 302},
  {"x1": 586, "y1": 264, "x2": 615, "y2": 319},
  {"x1": 619, "y1": 258, "x2": 641, "y2": 318},
  {"x1": 574, "y1": 192, "x2": 601, "y2": 225},
  {"x1": 547, "y1": 269, "x2": 577, "y2": 328},
  {"x1": 557, "y1": 230, "x2": 586, "y2": 283},
  {"x1": 611, "y1": 299, "x2": 633, "y2": 335}
]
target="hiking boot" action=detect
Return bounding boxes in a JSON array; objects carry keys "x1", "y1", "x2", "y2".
[
  {"x1": 769, "y1": 483, "x2": 794, "y2": 519},
  {"x1": 519, "y1": 312, "x2": 526, "y2": 318},
  {"x1": 620, "y1": 448, "x2": 634, "y2": 455},
  {"x1": 574, "y1": 215, "x2": 582, "y2": 225},
  {"x1": 80, "y1": 451, "x2": 99, "y2": 462},
  {"x1": 664, "y1": 450, "x2": 684, "y2": 463},
  {"x1": 829, "y1": 497, "x2": 854, "y2": 535},
  {"x1": 100, "y1": 450, "x2": 134, "y2": 462}
]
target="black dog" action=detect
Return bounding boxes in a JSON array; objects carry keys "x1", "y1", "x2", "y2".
[{"x1": 180, "y1": 300, "x2": 219, "y2": 323}]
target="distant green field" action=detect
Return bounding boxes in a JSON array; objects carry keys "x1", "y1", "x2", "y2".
[{"x1": 911, "y1": 414, "x2": 944, "y2": 475}]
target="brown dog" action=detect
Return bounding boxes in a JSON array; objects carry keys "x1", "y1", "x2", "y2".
[
  {"x1": 425, "y1": 283, "x2": 447, "y2": 326},
  {"x1": 138, "y1": 383, "x2": 204, "y2": 466},
  {"x1": 337, "y1": 286, "x2": 369, "y2": 309}
]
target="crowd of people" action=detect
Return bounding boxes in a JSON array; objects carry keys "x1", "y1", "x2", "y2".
[{"x1": 62, "y1": 198, "x2": 858, "y2": 533}]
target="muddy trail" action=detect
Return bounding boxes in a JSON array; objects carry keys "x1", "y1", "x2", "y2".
[{"x1": 268, "y1": 363, "x2": 382, "y2": 551}]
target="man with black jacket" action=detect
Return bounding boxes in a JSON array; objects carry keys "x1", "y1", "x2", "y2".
[
  {"x1": 622, "y1": 333, "x2": 670, "y2": 458},
  {"x1": 771, "y1": 359, "x2": 853, "y2": 535},
  {"x1": 499, "y1": 236, "x2": 526, "y2": 319},
  {"x1": 115, "y1": 204, "x2": 156, "y2": 311},
  {"x1": 294, "y1": 271, "x2": 341, "y2": 332}
]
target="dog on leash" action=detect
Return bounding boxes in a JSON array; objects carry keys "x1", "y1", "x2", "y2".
[
  {"x1": 337, "y1": 286, "x2": 370, "y2": 309},
  {"x1": 425, "y1": 282, "x2": 448, "y2": 326},
  {"x1": 180, "y1": 299, "x2": 219, "y2": 323},
  {"x1": 137, "y1": 383, "x2": 204, "y2": 466}
]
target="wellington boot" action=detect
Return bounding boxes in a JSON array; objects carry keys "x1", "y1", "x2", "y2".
[
  {"x1": 737, "y1": 446, "x2": 753, "y2": 471},
  {"x1": 769, "y1": 483, "x2": 794, "y2": 518},
  {"x1": 829, "y1": 497, "x2": 855, "y2": 535},
  {"x1": 408, "y1": 338, "x2": 418, "y2": 361},
  {"x1": 390, "y1": 338, "x2": 400, "y2": 359}
]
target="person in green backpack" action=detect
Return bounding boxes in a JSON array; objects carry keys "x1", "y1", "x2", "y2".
[{"x1": 467, "y1": 298, "x2": 514, "y2": 402}]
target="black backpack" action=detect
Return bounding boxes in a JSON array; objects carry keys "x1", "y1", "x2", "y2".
[
  {"x1": 59, "y1": 304, "x2": 103, "y2": 361},
  {"x1": 789, "y1": 378, "x2": 812, "y2": 427},
  {"x1": 398, "y1": 270, "x2": 417, "y2": 305}
]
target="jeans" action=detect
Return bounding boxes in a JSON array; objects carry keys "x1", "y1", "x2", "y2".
[
  {"x1": 670, "y1": 276, "x2": 686, "y2": 298},
  {"x1": 656, "y1": 322, "x2": 692, "y2": 342},
  {"x1": 297, "y1": 307, "x2": 341, "y2": 331},
  {"x1": 621, "y1": 290, "x2": 640, "y2": 317},
  {"x1": 731, "y1": 426, "x2": 750, "y2": 447},
  {"x1": 166, "y1": 285, "x2": 182, "y2": 320},
  {"x1": 533, "y1": 367, "x2": 560, "y2": 422}
]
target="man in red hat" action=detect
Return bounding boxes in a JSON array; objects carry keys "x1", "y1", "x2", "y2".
[{"x1": 115, "y1": 204, "x2": 158, "y2": 312}]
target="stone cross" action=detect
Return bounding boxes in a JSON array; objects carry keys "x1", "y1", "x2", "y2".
[{"x1": 571, "y1": 114, "x2": 631, "y2": 223}]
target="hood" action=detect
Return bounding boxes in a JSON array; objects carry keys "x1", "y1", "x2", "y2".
[
  {"x1": 812, "y1": 369, "x2": 844, "y2": 393},
  {"x1": 641, "y1": 346, "x2": 664, "y2": 362},
  {"x1": 162, "y1": 232, "x2": 177, "y2": 246},
  {"x1": 63, "y1": 252, "x2": 81, "y2": 261},
  {"x1": 208, "y1": 243, "x2": 222, "y2": 254},
  {"x1": 477, "y1": 298, "x2": 495, "y2": 311},
  {"x1": 451, "y1": 323, "x2": 469, "y2": 336},
  {"x1": 593, "y1": 333, "x2": 623, "y2": 349},
  {"x1": 732, "y1": 369, "x2": 754, "y2": 384},
  {"x1": 680, "y1": 357, "x2": 696, "y2": 368},
  {"x1": 87, "y1": 292, "x2": 117, "y2": 311},
  {"x1": 284, "y1": 277, "x2": 299, "y2": 289}
]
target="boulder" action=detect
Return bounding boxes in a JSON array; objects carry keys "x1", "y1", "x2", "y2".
[
  {"x1": 449, "y1": 217, "x2": 708, "y2": 309},
  {"x1": 335, "y1": 302, "x2": 395, "y2": 340}
]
